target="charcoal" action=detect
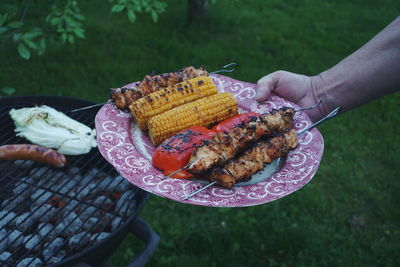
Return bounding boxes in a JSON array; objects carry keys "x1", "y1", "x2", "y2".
[
  {"x1": 12, "y1": 182, "x2": 32, "y2": 197},
  {"x1": 41, "y1": 171, "x2": 65, "y2": 189},
  {"x1": 62, "y1": 199, "x2": 80, "y2": 213},
  {"x1": 91, "y1": 232, "x2": 110, "y2": 244},
  {"x1": 79, "y1": 206, "x2": 100, "y2": 221},
  {"x1": 57, "y1": 212, "x2": 82, "y2": 235},
  {"x1": 1, "y1": 196, "x2": 25, "y2": 211},
  {"x1": 16, "y1": 257, "x2": 42, "y2": 267},
  {"x1": 58, "y1": 179, "x2": 79, "y2": 195},
  {"x1": 76, "y1": 183, "x2": 96, "y2": 200},
  {"x1": 82, "y1": 217, "x2": 99, "y2": 233},
  {"x1": 68, "y1": 232, "x2": 91, "y2": 250},
  {"x1": 38, "y1": 223, "x2": 58, "y2": 241},
  {"x1": 31, "y1": 204, "x2": 57, "y2": 223},
  {"x1": 14, "y1": 160, "x2": 34, "y2": 168},
  {"x1": 115, "y1": 191, "x2": 136, "y2": 216},
  {"x1": 93, "y1": 196, "x2": 113, "y2": 209},
  {"x1": 29, "y1": 166, "x2": 51, "y2": 180},
  {"x1": 42, "y1": 237, "x2": 64, "y2": 260},
  {"x1": 23, "y1": 234, "x2": 41, "y2": 252},
  {"x1": 48, "y1": 250, "x2": 66, "y2": 264},
  {"x1": 0, "y1": 251, "x2": 12, "y2": 262},
  {"x1": 67, "y1": 167, "x2": 80, "y2": 175},
  {"x1": 0, "y1": 211, "x2": 17, "y2": 228},
  {"x1": 114, "y1": 175, "x2": 132, "y2": 192},
  {"x1": 16, "y1": 212, "x2": 36, "y2": 232},
  {"x1": 97, "y1": 176, "x2": 113, "y2": 191},
  {"x1": 31, "y1": 189, "x2": 53, "y2": 206},
  {"x1": 84, "y1": 168, "x2": 107, "y2": 180},
  {"x1": 0, "y1": 230, "x2": 10, "y2": 253},
  {"x1": 20, "y1": 177, "x2": 33, "y2": 184},
  {"x1": 8, "y1": 229, "x2": 23, "y2": 250},
  {"x1": 111, "y1": 216, "x2": 122, "y2": 231}
]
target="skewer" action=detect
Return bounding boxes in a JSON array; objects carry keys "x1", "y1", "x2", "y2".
[
  {"x1": 165, "y1": 101, "x2": 323, "y2": 179},
  {"x1": 295, "y1": 99, "x2": 322, "y2": 112},
  {"x1": 70, "y1": 102, "x2": 109, "y2": 113},
  {"x1": 210, "y1": 62, "x2": 237, "y2": 74},
  {"x1": 182, "y1": 106, "x2": 341, "y2": 200},
  {"x1": 70, "y1": 64, "x2": 237, "y2": 113}
]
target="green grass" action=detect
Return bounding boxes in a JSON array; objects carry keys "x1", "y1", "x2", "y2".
[{"x1": 1, "y1": 0, "x2": 400, "y2": 266}]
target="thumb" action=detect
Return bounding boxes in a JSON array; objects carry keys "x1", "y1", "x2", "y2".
[{"x1": 255, "y1": 71, "x2": 281, "y2": 102}]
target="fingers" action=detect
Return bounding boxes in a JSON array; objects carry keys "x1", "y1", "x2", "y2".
[{"x1": 255, "y1": 71, "x2": 281, "y2": 102}]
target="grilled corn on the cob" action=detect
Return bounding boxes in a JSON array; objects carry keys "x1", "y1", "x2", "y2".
[
  {"x1": 148, "y1": 92, "x2": 238, "y2": 146},
  {"x1": 129, "y1": 76, "x2": 218, "y2": 130}
]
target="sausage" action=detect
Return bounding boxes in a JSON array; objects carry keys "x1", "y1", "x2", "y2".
[{"x1": 0, "y1": 144, "x2": 67, "y2": 168}]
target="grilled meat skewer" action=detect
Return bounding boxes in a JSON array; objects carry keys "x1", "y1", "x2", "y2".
[
  {"x1": 111, "y1": 66, "x2": 209, "y2": 109},
  {"x1": 209, "y1": 129, "x2": 298, "y2": 188},
  {"x1": 187, "y1": 107, "x2": 296, "y2": 173}
]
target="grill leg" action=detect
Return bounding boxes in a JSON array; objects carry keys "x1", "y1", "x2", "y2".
[{"x1": 126, "y1": 217, "x2": 160, "y2": 267}]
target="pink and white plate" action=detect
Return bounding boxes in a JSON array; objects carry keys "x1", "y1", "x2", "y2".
[{"x1": 95, "y1": 74, "x2": 324, "y2": 207}]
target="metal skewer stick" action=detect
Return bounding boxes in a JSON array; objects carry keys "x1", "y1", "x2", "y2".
[
  {"x1": 210, "y1": 62, "x2": 237, "y2": 74},
  {"x1": 70, "y1": 102, "x2": 109, "y2": 113},
  {"x1": 182, "y1": 106, "x2": 341, "y2": 200},
  {"x1": 295, "y1": 99, "x2": 322, "y2": 112}
]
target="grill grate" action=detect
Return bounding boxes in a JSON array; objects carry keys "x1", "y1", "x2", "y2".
[{"x1": 0, "y1": 96, "x2": 142, "y2": 266}]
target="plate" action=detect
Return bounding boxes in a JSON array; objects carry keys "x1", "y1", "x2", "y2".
[{"x1": 95, "y1": 74, "x2": 324, "y2": 207}]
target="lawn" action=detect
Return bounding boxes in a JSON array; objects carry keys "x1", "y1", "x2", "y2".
[{"x1": 1, "y1": 0, "x2": 400, "y2": 266}]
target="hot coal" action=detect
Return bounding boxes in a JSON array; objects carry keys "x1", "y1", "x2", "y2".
[
  {"x1": 23, "y1": 234, "x2": 41, "y2": 252},
  {"x1": 8, "y1": 229, "x2": 23, "y2": 250},
  {"x1": 79, "y1": 206, "x2": 100, "y2": 222},
  {"x1": 48, "y1": 250, "x2": 66, "y2": 264},
  {"x1": 15, "y1": 212, "x2": 36, "y2": 232},
  {"x1": 32, "y1": 204, "x2": 57, "y2": 223},
  {"x1": 0, "y1": 211, "x2": 16, "y2": 228},
  {"x1": 111, "y1": 217, "x2": 122, "y2": 231},
  {"x1": 38, "y1": 223, "x2": 58, "y2": 241},
  {"x1": 1, "y1": 196, "x2": 25, "y2": 212},
  {"x1": 0, "y1": 251, "x2": 12, "y2": 262},
  {"x1": 16, "y1": 257, "x2": 42, "y2": 267},
  {"x1": 91, "y1": 232, "x2": 110, "y2": 244},
  {"x1": 42, "y1": 237, "x2": 64, "y2": 260},
  {"x1": 68, "y1": 232, "x2": 91, "y2": 250},
  {"x1": 116, "y1": 191, "x2": 137, "y2": 216},
  {"x1": 0, "y1": 161, "x2": 138, "y2": 266},
  {"x1": 13, "y1": 182, "x2": 32, "y2": 198},
  {"x1": 0, "y1": 230, "x2": 10, "y2": 253}
]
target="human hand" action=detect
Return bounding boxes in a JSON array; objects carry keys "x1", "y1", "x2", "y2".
[{"x1": 255, "y1": 70, "x2": 325, "y2": 122}]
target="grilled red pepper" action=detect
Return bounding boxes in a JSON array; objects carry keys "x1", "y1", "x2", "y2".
[
  {"x1": 152, "y1": 126, "x2": 216, "y2": 179},
  {"x1": 212, "y1": 112, "x2": 260, "y2": 132}
]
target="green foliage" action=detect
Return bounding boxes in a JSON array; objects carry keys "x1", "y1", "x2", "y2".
[
  {"x1": 0, "y1": 87, "x2": 16, "y2": 96},
  {"x1": 45, "y1": 0, "x2": 86, "y2": 45},
  {"x1": 110, "y1": 0, "x2": 167, "y2": 23},
  {"x1": 0, "y1": 0, "x2": 166, "y2": 60}
]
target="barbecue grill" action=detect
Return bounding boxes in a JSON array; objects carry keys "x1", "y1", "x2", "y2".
[{"x1": 0, "y1": 96, "x2": 159, "y2": 266}]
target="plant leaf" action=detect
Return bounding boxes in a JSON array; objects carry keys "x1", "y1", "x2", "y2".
[
  {"x1": 0, "y1": 27, "x2": 7, "y2": 34},
  {"x1": 18, "y1": 43, "x2": 31, "y2": 60},
  {"x1": 23, "y1": 29, "x2": 44, "y2": 40},
  {"x1": 150, "y1": 10, "x2": 158, "y2": 23},
  {"x1": 8, "y1": 21, "x2": 23, "y2": 29},
  {"x1": 24, "y1": 38, "x2": 38, "y2": 50},
  {"x1": 1, "y1": 87, "x2": 16, "y2": 95},
  {"x1": 74, "y1": 27, "x2": 85, "y2": 38},
  {"x1": 37, "y1": 38, "x2": 46, "y2": 55},
  {"x1": 111, "y1": 4, "x2": 125, "y2": 13},
  {"x1": 127, "y1": 9, "x2": 136, "y2": 23}
]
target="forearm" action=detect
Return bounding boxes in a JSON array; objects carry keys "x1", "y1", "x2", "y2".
[{"x1": 312, "y1": 16, "x2": 400, "y2": 115}]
